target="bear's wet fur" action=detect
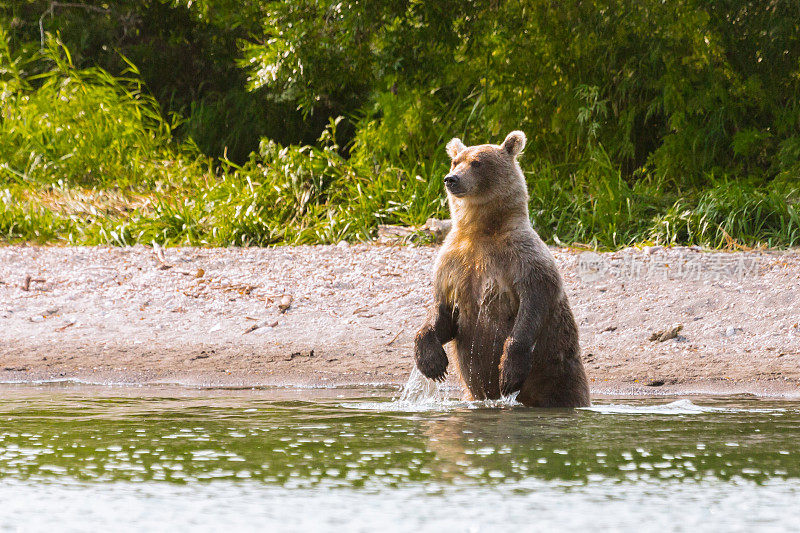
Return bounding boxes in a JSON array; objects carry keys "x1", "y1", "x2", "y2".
[{"x1": 414, "y1": 131, "x2": 590, "y2": 407}]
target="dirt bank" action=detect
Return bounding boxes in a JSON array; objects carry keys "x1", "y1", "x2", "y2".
[{"x1": 1, "y1": 244, "x2": 799, "y2": 397}]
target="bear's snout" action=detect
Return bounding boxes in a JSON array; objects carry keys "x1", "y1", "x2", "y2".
[{"x1": 444, "y1": 174, "x2": 463, "y2": 195}]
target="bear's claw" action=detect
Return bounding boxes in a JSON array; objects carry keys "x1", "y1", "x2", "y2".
[
  {"x1": 417, "y1": 349, "x2": 448, "y2": 382},
  {"x1": 499, "y1": 361, "x2": 527, "y2": 396},
  {"x1": 499, "y1": 375, "x2": 524, "y2": 396}
]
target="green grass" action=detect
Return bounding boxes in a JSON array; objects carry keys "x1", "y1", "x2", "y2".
[{"x1": 1, "y1": 33, "x2": 798, "y2": 250}]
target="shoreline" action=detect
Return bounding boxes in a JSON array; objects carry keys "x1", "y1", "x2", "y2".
[
  {"x1": 2, "y1": 244, "x2": 799, "y2": 398},
  {"x1": 3, "y1": 374, "x2": 800, "y2": 400}
]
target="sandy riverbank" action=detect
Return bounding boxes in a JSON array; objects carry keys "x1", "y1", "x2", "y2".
[{"x1": 1, "y1": 244, "x2": 799, "y2": 397}]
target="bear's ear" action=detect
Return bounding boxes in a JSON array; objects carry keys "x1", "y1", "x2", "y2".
[
  {"x1": 446, "y1": 137, "x2": 466, "y2": 159},
  {"x1": 501, "y1": 130, "x2": 526, "y2": 157}
]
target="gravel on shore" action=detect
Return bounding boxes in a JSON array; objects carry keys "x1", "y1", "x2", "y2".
[{"x1": 1, "y1": 244, "x2": 799, "y2": 397}]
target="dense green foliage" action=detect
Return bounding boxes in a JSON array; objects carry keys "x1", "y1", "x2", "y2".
[{"x1": 1, "y1": 1, "x2": 799, "y2": 248}]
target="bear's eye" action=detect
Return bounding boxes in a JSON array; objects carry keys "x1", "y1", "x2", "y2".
[{"x1": 470, "y1": 160, "x2": 482, "y2": 168}]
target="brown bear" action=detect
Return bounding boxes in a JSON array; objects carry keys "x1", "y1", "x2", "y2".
[{"x1": 414, "y1": 131, "x2": 590, "y2": 407}]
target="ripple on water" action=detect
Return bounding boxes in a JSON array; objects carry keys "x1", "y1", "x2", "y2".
[
  {"x1": 2, "y1": 478, "x2": 800, "y2": 532},
  {"x1": 344, "y1": 370, "x2": 793, "y2": 416},
  {"x1": 1, "y1": 382, "x2": 800, "y2": 531},
  {"x1": 583, "y1": 399, "x2": 788, "y2": 415}
]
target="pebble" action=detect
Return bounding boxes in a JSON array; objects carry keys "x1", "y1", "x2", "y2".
[
  {"x1": 649, "y1": 324, "x2": 683, "y2": 342},
  {"x1": 278, "y1": 294, "x2": 293, "y2": 313}
]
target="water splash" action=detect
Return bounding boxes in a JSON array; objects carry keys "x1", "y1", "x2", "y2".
[
  {"x1": 396, "y1": 367, "x2": 451, "y2": 405},
  {"x1": 465, "y1": 302, "x2": 483, "y2": 397},
  {"x1": 342, "y1": 367, "x2": 521, "y2": 412}
]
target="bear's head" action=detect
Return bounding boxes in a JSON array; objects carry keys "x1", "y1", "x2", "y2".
[{"x1": 443, "y1": 131, "x2": 527, "y2": 206}]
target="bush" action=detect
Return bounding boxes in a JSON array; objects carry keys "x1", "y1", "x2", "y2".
[
  {"x1": 0, "y1": 33, "x2": 185, "y2": 189},
  {"x1": 2, "y1": 3, "x2": 800, "y2": 249}
]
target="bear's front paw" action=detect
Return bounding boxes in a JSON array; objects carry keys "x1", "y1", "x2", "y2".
[
  {"x1": 414, "y1": 329, "x2": 448, "y2": 382},
  {"x1": 499, "y1": 362, "x2": 527, "y2": 397},
  {"x1": 499, "y1": 342, "x2": 531, "y2": 396}
]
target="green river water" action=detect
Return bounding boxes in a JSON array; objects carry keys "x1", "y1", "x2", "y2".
[{"x1": 1, "y1": 380, "x2": 799, "y2": 532}]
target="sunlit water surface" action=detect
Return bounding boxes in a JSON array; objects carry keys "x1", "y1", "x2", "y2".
[{"x1": 1, "y1": 380, "x2": 799, "y2": 532}]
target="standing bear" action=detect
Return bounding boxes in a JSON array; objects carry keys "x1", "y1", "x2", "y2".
[{"x1": 414, "y1": 131, "x2": 590, "y2": 407}]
